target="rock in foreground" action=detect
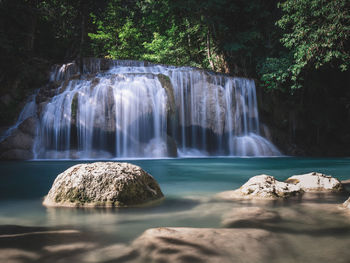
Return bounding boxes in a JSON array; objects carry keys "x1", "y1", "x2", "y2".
[
  {"x1": 129, "y1": 227, "x2": 284, "y2": 263},
  {"x1": 43, "y1": 162, "x2": 163, "y2": 207},
  {"x1": 286, "y1": 172, "x2": 344, "y2": 192},
  {"x1": 217, "y1": 175, "x2": 302, "y2": 200}
]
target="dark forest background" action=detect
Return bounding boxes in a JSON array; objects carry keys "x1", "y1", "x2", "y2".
[{"x1": 0, "y1": 0, "x2": 349, "y2": 156}]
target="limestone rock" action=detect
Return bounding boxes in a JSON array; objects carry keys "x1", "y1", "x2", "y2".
[
  {"x1": 129, "y1": 227, "x2": 284, "y2": 263},
  {"x1": 343, "y1": 198, "x2": 350, "y2": 209},
  {"x1": 43, "y1": 162, "x2": 164, "y2": 207},
  {"x1": 217, "y1": 175, "x2": 302, "y2": 200},
  {"x1": 285, "y1": 172, "x2": 344, "y2": 192},
  {"x1": 221, "y1": 207, "x2": 280, "y2": 227}
]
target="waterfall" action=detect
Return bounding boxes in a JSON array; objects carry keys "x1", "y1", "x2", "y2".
[{"x1": 33, "y1": 59, "x2": 280, "y2": 159}]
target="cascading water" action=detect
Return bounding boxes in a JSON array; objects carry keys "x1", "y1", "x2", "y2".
[{"x1": 33, "y1": 58, "x2": 280, "y2": 159}]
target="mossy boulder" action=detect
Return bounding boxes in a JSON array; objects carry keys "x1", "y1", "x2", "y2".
[{"x1": 43, "y1": 162, "x2": 164, "y2": 207}]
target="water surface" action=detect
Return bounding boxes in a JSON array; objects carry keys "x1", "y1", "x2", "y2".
[{"x1": 0, "y1": 157, "x2": 350, "y2": 262}]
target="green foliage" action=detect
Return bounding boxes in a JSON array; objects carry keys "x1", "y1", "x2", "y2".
[
  {"x1": 260, "y1": 0, "x2": 350, "y2": 91},
  {"x1": 258, "y1": 53, "x2": 296, "y2": 91}
]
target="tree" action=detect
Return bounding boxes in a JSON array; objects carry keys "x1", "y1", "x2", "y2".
[{"x1": 260, "y1": 0, "x2": 350, "y2": 91}]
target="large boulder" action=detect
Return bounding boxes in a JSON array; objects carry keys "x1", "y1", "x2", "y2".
[
  {"x1": 217, "y1": 175, "x2": 302, "y2": 200},
  {"x1": 285, "y1": 172, "x2": 344, "y2": 192},
  {"x1": 343, "y1": 198, "x2": 350, "y2": 210},
  {"x1": 128, "y1": 227, "x2": 285, "y2": 263},
  {"x1": 43, "y1": 162, "x2": 164, "y2": 207}
]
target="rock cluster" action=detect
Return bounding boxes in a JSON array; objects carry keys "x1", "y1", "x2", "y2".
[
  {"x1": 43, "y1": 162, "x2": 164, "y2": 207},
  {"x1": 217, "y1": 172, "x2": 345, "y2": 200}
]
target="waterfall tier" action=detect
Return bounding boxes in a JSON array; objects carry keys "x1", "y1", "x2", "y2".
[{"x1": 32, "y1": 58, "x2": 280, "y2": 159}]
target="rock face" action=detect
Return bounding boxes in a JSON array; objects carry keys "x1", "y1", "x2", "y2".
[
  {"x1": 221, "y1": 207, "x2": 280, "y2": 227},
  {"x1": 0, "y1": 117, "x2": 38, "y2": 160},
  {"x1": 217, "y1": 174, "x2": 302, "y2": 200},
  {"x1": 129, "y1": 227, "x2": 284, "y2": 263},
  {"x1": 343, "y1": 198, "x2": 350, "y2": 209},
  {"x1": 285, "y1": 172, "x2": 344, "y2": 192},
  {"x1": 43, "y1": 162, "x2": 164, "y2": 207}
]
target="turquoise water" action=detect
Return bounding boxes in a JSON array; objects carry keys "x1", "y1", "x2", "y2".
[
  {"x1": 1, "y1": 157, "x2": 350, "y2": 200},
  {"x1": 1, "y1": 158, "x2": 350, "y2": 262}
]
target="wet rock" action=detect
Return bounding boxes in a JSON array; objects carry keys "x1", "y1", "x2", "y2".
[
  {"x1": 18, "y1": 117, "x2": 38, "y2": 137},
  {"x1": 0, "y1": 129, "x2": 34, "y2": 151},
  {"x1": 0, "y1": 117, "x2": 38, "y2": 160},
  {"x1": 157, "y1": 74, "x2": 175, "y2": 116},
  {"x1": 129, "y1": 227, "x2": 284, "y2": 263},
  {"x1": 217, "y1": 175, "x2": 302, "y2": 200},
  {"x1": 286, "y1": 172, "x2": 344, "y2": 192},
  {"x1": 221, "y1": 207, "x2": 280, "y2": 227},
  {"x1": 343, "y1": 198, "x2": 350, "y2": 209},
  {"x1": 43, "y1": 162, "x2": 164, "y2": 207},
  {"x1": 166, "y1": 135, "x2": 178, "y2": 157}
]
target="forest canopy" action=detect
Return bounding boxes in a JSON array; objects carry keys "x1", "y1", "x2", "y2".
[{"x1": 0, "y1": 0, "x2": 349, "y2": 93}]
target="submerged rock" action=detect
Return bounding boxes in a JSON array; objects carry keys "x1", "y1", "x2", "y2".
[
  {"x1": 128, "y1": 227, "x2": 284, "y2": 263},
  {"x1": 217, "y1": 175, "x2": 302, "y2": 200},
  {"x1": 343, "y1": 198, "x2": 350, "y2": 209},
  {"x1": 221, "y1": 207, "x2": 280, "y2": 227},
  {"x1": 43, "y1": 162, "x2": 164, "y2": 207},
  {"x1": 285, "y1": 172, "x2": 344, "y2": 192}
]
